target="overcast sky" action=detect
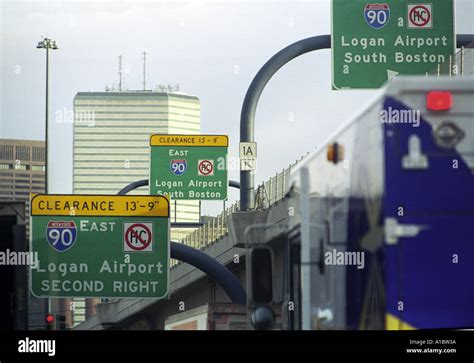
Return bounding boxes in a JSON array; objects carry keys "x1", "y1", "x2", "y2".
[{"x1": 1, "y1": 0, "x2": 473, "y2": 215}]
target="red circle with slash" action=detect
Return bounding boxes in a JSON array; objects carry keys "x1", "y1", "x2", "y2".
[
  {"x1": 198, "y1": 160, "x2": 214, "y2": 175},
  {"x1": 125, "y1": 223, "x2": 152, "y2": 251},
  {"x1": 409, "y1": 5, "x2": 431, "y2": 27}
]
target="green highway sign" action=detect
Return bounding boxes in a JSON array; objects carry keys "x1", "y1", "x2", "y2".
[
  {"x1": 30, "y1": 194, "x2": 170, "y2": 298},
  {"x1": 332, "y1": 0, "x2": 455, "y2": 89},
  {"x1": 150, "y1": 134, "x2": 228, "y2": 200}
]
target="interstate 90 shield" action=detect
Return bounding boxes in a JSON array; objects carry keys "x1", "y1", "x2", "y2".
[
  {"x1": 364, "y1": 3, "x2": 390, "y2": 29},
  {"x1": 46, "y1": 221, "x2": 78, "y2": 252}
]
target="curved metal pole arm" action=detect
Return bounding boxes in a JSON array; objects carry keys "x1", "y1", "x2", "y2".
[
  {"x1": 240, "y1": 35, "x2": 331, "y2": 211},
  {"x1": 170, "y1": 242, "x2": 246, "y2": 304}
]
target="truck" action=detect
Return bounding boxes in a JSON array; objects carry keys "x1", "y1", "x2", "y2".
[{"x1": 283, "y1": 76, "x2": 474, "y2": 330}]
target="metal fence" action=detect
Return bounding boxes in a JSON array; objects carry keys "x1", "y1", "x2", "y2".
[
  {"x1": 428, "y1": 46, "x2": 474, "y2": 77},
  {"x1": 170, "y1": 202, "x2": 241, "y2": 267},
  {"x1": 260, "y1": 166, "x2": 292, "y2": 207}
]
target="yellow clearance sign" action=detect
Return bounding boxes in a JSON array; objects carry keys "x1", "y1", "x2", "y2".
[
  {"x1": 150, "y1": 134, "x2": 228, "y2": 147},
  {"x1": 31, "y1": 195, "x2": 169, "y2": 217}
]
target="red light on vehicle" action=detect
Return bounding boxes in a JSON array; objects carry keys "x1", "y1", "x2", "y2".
[
  {"x1": 46, "y1": 314, "x2": 54, "y2": 324},
  {"x1": 427, "y1": 91, "x2": 453, "y2": 111}
]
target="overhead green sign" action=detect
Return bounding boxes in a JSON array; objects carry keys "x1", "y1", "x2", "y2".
[
  {"x1": 332, "y1": 0, "x2": 455, "y2": 89},
  {"x1": 150, "y1": 134, "x2": 228, "y2": 200},
  {"x1": 30, "y1": 194, "x2": 170, "y2": 298}
]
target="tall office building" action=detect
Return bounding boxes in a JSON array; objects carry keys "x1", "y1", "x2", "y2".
[
  {"x1": 73, "y1": 91, "x2": 200, "y2": 220},
  {"x1": 72, "y1": 91, "x2": 201, "y2": 325},
  {"x1": 0, "y1": 139, "x2": 47, "y2": 330}
]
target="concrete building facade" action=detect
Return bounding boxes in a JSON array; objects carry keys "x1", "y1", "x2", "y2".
[{"x1": 0, "y1": 139, "x2": 46, "y2": 215}]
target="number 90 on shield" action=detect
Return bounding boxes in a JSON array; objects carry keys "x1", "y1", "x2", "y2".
[
  {"x1": 170, "y1": 159, "x2": 187, "y2": 176},
  {"x1": 46, "y1": 221, "x2": 78, "y2": 252},
  {"x1": 364, "y1": 3, "x2": 390, "y2": 29}
]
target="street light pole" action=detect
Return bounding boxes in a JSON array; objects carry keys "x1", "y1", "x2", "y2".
[
  {"x1": 36, "y1": 37, "x2": 58, "y2": 319},
  {"x1": 36, "y1": 37, "x2": 58, "y2": 194}
]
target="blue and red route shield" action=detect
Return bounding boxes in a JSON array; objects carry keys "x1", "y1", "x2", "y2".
[{"x1": 46, "y1": 221, "x2": 77, "y2": 252}]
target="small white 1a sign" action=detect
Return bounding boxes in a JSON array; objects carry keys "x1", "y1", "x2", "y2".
[{"x1": 239, "y1": 142, "x2": 257, "y2": 159}]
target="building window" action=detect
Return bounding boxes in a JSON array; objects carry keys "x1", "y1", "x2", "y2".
[
  {"x1": 15, "y1": 146, "x2": 30, "y2": 161},
  {"x1": 31, "y1": 165, "x2": 45, "y2": 171},
  {"x1": 0, "y1": 145, "x2": 14, "y2": 160},
  {"x1": 32, "y1": 147, "x2": 45, "y2": 162},
  {"x1": 0, "y1": 163, "x2": 12, "y2": 170},
  {"x1": 15, "y1": 146, "x2": 30, "y2": 160},
  {"x1": 15, "y1": 185, "x2": 30, "y2": 190}
]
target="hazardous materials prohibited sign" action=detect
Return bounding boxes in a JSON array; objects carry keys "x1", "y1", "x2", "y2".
[
  {"x1": 124, "y1": 222, "x2": 153, "y2": 252},
  {"x1": 408, "y1": 4, "x2": 432, "y2": 28},
  {"x1": 198, "y1": 160, "x2": 214, "y2": 176}
]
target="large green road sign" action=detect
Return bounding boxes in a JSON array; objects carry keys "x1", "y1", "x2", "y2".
[
  {"x1": 30, "y1": 195, "x2": 170, "y2": 298},
  {"x1": 150, "y1": 134, "x2": 228, "y2": 200},
  {"x1": 332, "y1": 0, "x2": 455, "y2": 89}
]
